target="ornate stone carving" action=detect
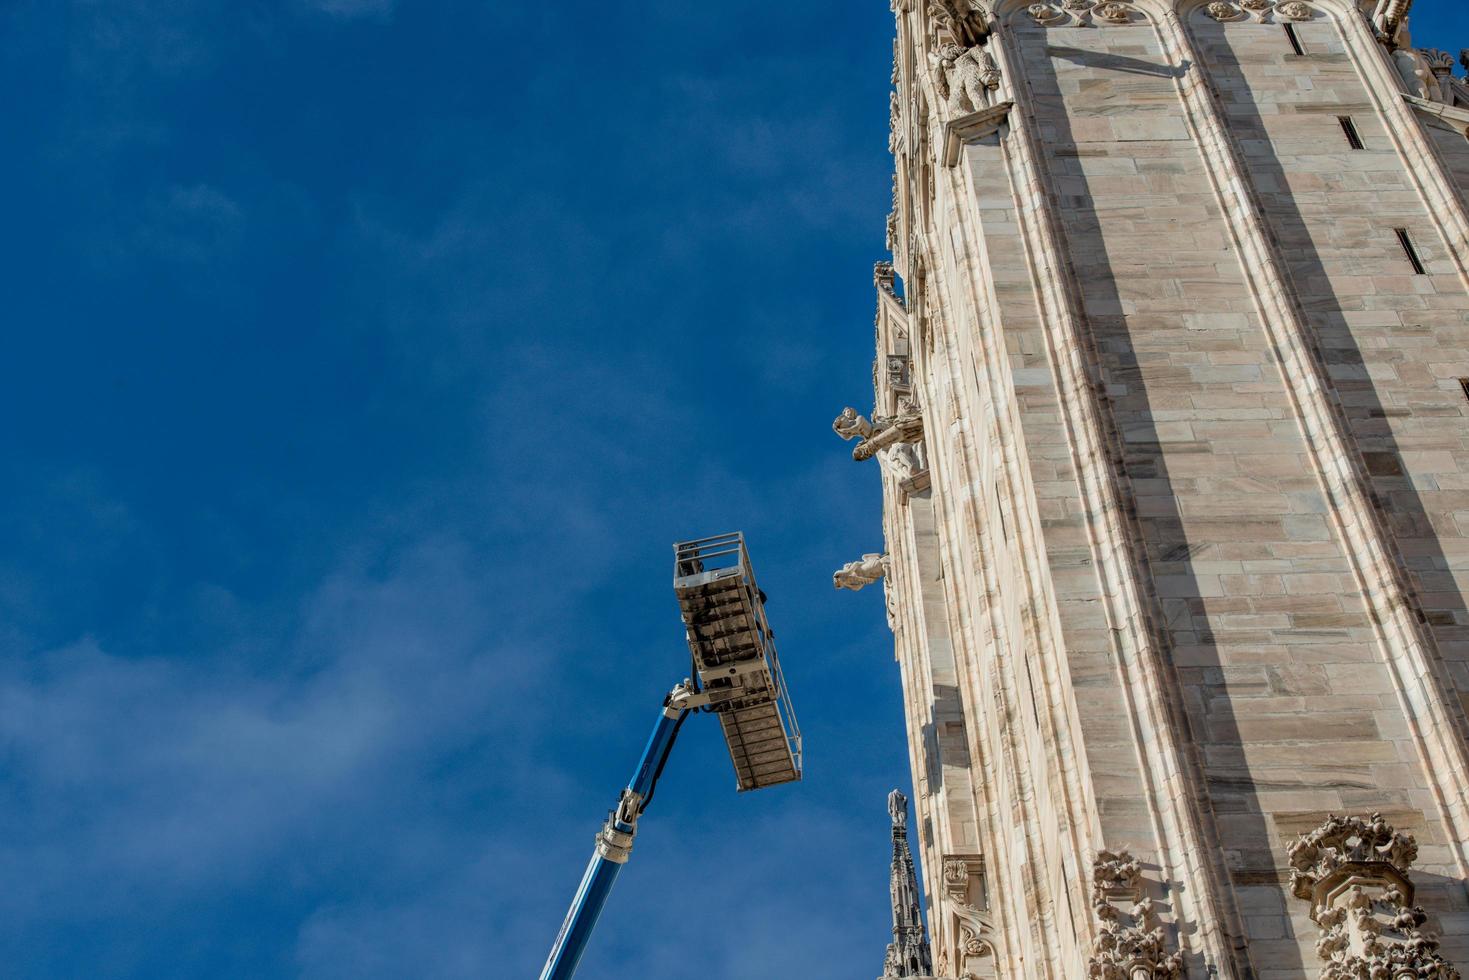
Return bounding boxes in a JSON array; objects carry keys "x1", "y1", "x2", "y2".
[
  {"x1": 1277, "y1": 0, "x2": 1312, "y2": 19},
  {"x1": 1288, "y1": 813, "x2": 1461, "y2": 979},
  {"x1": 879, "y1": 443, "x2": 924, "y2": 484},
  {"x1": 834, "y1": 406, "x2": 925, "y2": 463},
  {"x1": 887, "y1": 175, "x2": 901, "y2": 252},
  {"x1": 931, "y1": 44, "x2": 1000, "y2": 117},
  {"x1": 1086, "y1": 850, "x2": 1184, "y2": 980},
  {"x1": 1026, "y1": 3, "x2": 1066, "y2": 26},
  {"x1": 1461, "y1": 49, "x2": 1469, "y2": 75},
  {"x1": 883, "y1": 575, "x2": 899, "y2": 630},
  {"x1": 1205, "y1": 1, "x2": 1241, "y2": 20},
  {"x1": 834, "y1": 407, "x2": 877, "y2": 443},
  {"x1": 886, "y1": 354, "x2": 911, "y2": 393},
  {"x1": 876, "y1": 261, "x2": 900, "y2": 301},
  {"x1": 941, "y1": 855, "x2": 996, "y2": 977},
  {"x1": 835, "y1": 553, "x2": 889, "y2": 592},
  {"x1": 1372, "y1": 0, "x2": 1412, "y2": 45},
  {"x1": 882, "y1": 790, "x2": 936, "y2": 978},
  {"x1": 927, "y1": 0, "x2": 990, "y2": 47},
  {"x1": 1423, "y1": 48, "x2": 1458, "y2": 82},
  {"x1": 1240, "y1": 0, "x2": 1271, "y2": 10},
  {"x1": 889, "y1": 90, "x2": 903, "y2": 155},
  {"x1": 1095, "y1": 2, "x2": 1134, "y2": 23},
  {"x1": 1396, "y1": 47, "x2": 1455, "y2": 103}
]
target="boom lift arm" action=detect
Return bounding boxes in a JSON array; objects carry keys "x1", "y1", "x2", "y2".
[
  {"x1": 538, "y1": 681, "x2": 712, "y2": 980},
  {"x1": 537, "y1": 533, "x2": 803, "y2": 980}
]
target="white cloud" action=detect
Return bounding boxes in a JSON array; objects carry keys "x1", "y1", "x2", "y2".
[{"x1": 0, "y1": 537, "x2": 553, "y2": 926}]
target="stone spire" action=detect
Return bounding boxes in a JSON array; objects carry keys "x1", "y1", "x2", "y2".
[{"x1": 882, "y1": 790, "x2": 934, "y2": 978}]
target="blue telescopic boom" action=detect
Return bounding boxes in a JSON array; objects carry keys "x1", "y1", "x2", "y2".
[
  {"x1": 538, "y1": 532, "x2": 803, "y2": 979},
  {"x1": 537, "y1": 684, "x2": 693, "y2": 980}
]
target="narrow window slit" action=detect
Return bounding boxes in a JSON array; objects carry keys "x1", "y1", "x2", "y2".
[
  {"x1": 1396, "y1": 228, "x2": 1427, "y2": 275},
  {"x1": 1339, "y1": 116, "x2": 1365, "y2": 150},
  {"x1": 1284, "y1": 23, "x2": 1305, "y2": 56}
]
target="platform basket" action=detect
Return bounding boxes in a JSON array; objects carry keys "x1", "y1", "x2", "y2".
[{"x1": 672, "y1": 532, "x2": 802, "y2": 791}]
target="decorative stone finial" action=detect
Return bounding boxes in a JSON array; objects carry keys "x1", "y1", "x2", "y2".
[
  {"x1": 1086, "y1": 850, "x2": 1183, "y2": 979},
  {"x1": 881, "y1": 790, "x2": 934, "y2": 979},
  {"x1": 875, "y1": 261, "x2": 899, "y2": 299},
  {"x1": 1422, "y1": 48, "x2": 1457, "y2": 80},
  {"x1": 1288, "y1": 813, "x2": 1461, "y2": 979}
]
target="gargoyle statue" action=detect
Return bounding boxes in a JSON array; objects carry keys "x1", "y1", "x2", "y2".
[{"x1": 835, "y1": 553, "x2": 889, "y2": 592}]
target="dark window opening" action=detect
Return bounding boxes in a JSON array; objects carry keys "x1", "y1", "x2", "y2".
[
  {"x1": 1457, "y1": 378, "x2": 1469, "y2": 403},
  {"x1": 1396, "y1": 228, "x2": 1427, "y2": 275},
  {"x1": 1339, "y1": 116, "x2": 1365, "y2": 150},
  {"x1": 1284, "y1": 23, "x2": 1305, "y2": 56}
]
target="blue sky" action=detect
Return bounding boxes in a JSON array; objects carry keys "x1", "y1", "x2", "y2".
[{"x1": 2, "y1": 2, "x2": 1466, "y2": 978}]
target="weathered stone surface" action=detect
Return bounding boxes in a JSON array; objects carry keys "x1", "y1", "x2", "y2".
[{"x1": 854, "y1": 0, "x2": 1469, "y2": 975}]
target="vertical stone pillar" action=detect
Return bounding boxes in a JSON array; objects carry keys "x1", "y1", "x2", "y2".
[{"x1": 1288, "y1": 814, "x2": 1461, "y2": 978}]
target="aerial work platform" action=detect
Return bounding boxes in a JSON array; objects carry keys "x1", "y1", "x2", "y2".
[
  {"x1": 673, "y1": 532, "x2": 803, "y2": 791},
  {"x1": 539, "y1": 531, "x2": 802, "y2": 980}
]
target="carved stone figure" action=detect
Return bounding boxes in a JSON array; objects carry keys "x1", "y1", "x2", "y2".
[
  {"x1": 1086, "y1": 850, "x2": 1184, "y2": 979},
  {"x1": 1096, "y1": 2, "x2": 1133, "y2": 23},
  {"x1": 887, "y1": 175, "x2": 902, "y2": 252},
  {"x1": 885, "y1": 354, "x2": 910, "y2": 393},
  {"x1": 1241, "y1": 0, "x2": 1271, "y2": 9},
  {"x1": 1205, "y1": 1, "x2": 1239, "y2": 20},
  {"x1": 927, "y1": 0, "x2": 990, "y2": 47},
  {"x1": 835, "y1": 553, "x2": 889, "y2": 592},
  {"x1": 1027, "y1": 3, "x2": 1064, "y2": 25},
  {"x1": 1372, "y1": 0, "x2": 1412, "y2": 44},
  {"x1": 889, "y1": 90, "x2": 903, "y2": 155},
  {"x1": 834, "y1": 405, "x2": 924, "y2": 464},
  {"x1": 1397, "y1": 47, "x2": 1452, "y2": 102},
  {"x1": 1276, "y1": 0, "x2": 1311, "y2": 18},
  {"x1": 879, "y1": 443, "x2": 922, "y2": 483},
  {"x1": 931, "y1": 44, "x2": 1000, "y2": 117},
  {"x1": 834, "y1": 407, "x2": 877, "y2": 443},
  {"x1": 1288, "y1": 813, "x2": 1461, "y2": 979}
]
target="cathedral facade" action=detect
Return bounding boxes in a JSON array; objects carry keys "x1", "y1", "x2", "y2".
[{"x1": 838, "y1": 1, "x2": 1469, "y2": 976}]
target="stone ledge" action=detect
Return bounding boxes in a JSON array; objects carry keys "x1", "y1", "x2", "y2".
[
  {"x1": 1403, "y1": 92, "x2": 1469, "y2": 132},
  {"x1": 942, "y1": 101, "x2": 1013, "y2": 166}
]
